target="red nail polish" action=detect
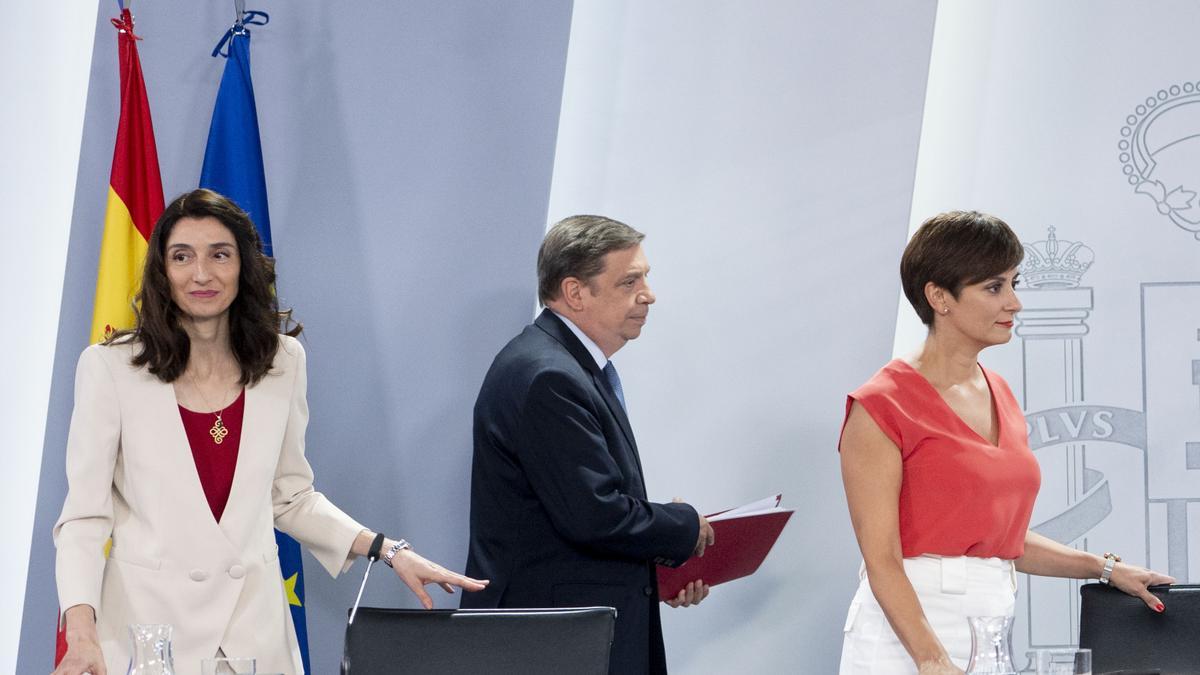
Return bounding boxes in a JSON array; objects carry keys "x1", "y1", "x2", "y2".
[{"x1": 1155, "y1": 603, "x2": 1165, "y2": 613}]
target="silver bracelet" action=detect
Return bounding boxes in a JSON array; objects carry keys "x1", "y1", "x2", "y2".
[
  {"x1": 382, "y1": 539, "x2": 412, "y2": 568},
  {"x1": 1099, "y1": 552, "x2": 1121, "y2": 585}
]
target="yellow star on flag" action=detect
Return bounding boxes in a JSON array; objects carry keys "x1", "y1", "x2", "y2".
[{"x1": 283, "y1": 572, "x2": 303, "y2": 607}]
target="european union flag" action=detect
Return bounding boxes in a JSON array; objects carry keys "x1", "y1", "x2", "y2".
[
  {"x1": 201, "y1": 12, "x2": 311, "y2": 674},
  {"x1": 201, "y1": 11, "x2": 273, "y2": 256}
]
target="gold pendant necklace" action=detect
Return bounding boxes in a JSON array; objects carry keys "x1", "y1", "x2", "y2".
[
  {"x1": 209, "y1": 413, "x2": 229, "y2": 444},
  {"x1": 189, "y1": 367, "x2": 234, "y2": 446}
]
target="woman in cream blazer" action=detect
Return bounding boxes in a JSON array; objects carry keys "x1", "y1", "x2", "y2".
[{"x1": 53, "y1": 189, "x2": 485, "y2": 675}]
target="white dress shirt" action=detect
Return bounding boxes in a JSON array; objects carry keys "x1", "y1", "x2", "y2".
[{"x1": 551, "y1": 310, "x2": 608, "y2": 370}]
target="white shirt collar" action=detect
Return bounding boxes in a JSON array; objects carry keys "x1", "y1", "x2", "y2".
[{"x1": 551, "y1": 310, "x2": 608, "y2": 371}]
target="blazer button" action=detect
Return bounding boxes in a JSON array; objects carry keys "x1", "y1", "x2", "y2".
[
  {"x1": 643, "y1": 585, "x2": 654, "y2": 597},
  {"x1": 228, "y1": 564, "x2": 246, "y2": 579},
  {"x1": 189, "y1": 569, "x2": 208, "y2": 582}
]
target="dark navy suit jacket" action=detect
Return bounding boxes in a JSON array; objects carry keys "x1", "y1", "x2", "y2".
[{"x1": 462, "y1": 310, "x2": 699, "y2": 675}]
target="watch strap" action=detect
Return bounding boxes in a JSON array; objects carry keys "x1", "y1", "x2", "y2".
[
  {"x1": 383, "y1": 539, "x2": 413, "y2": 568},
  {"x1": 367, "y1": 532, "x2": 386, "y2": 562},
  {"x1": 1099, "y1": 552, "x2": 1121, "y2": 585}
]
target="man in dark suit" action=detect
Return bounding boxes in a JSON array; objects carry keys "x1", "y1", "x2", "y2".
[{"x1": 462, "y1": 215, "x2": 713, "y2": 675}]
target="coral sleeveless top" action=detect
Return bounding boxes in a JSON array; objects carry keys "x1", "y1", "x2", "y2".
[{"x1": 843, "y1": 360, "x2": 1040, "y2": 560}]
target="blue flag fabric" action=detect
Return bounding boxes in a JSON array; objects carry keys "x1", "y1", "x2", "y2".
[
  {"x1": 201, "y1": 12, "x2": 273, "y2": 256},
  {"x1": 201, "y1": 13, "x2": 311, "y2": 674}
]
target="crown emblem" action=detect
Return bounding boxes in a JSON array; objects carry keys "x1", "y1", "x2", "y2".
[
  {"x1": 1020, "y1": 227, "x2": 1093, "y2": 289},
  {"x1": 1120, "y1": 83, "x2": 1200, "y2": 239}
]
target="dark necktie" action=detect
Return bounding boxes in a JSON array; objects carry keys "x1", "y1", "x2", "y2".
[{"x1": 603, "y1": 361, "x2": 626, "y2": 411}]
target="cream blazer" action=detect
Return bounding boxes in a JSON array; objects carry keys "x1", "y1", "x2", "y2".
[{"x1": 54, "y1": 335, "x2": 364, "y2": 675}]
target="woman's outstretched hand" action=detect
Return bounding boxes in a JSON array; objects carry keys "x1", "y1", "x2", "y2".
[
  {"x1": 387, "y1": 547, "x2": 488, "y2": 609},
  {"x1": 1110, "y1": 561, "x2": 1175, "y2": 612}
]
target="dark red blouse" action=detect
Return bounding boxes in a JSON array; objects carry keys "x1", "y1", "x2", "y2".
[{"x1": 178, "y1": 389, "x2": 245, "y2": 521}]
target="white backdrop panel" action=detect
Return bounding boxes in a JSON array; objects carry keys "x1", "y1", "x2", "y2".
[
  {"x1": 548, "y1": 1, "x2": 937, "y2": 671},
  {"x1": 903, "y1": 0, "x2": 1200, "y2": 659},
  {"x1": 0, "y1": 4, "x2": 98, "y2": 671}
]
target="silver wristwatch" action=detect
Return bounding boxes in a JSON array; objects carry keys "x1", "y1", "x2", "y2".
[
  {"x1": 382, "y1": 539, "x2": 412, "y2": 568},
  {"x1": 1099, "y1": 552, "x2": 1121, "y2": 584}
]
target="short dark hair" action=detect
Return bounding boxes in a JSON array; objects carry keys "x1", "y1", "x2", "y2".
[
  {"x1": 900, "y1": 210, "x2": 1024, "y2": 326},
  {"x1": 537, "y1": 215, "x2": 645, "y2": 305},
  {"x1": 109, "y1": 188, "x2": 300, "y2": 384}
]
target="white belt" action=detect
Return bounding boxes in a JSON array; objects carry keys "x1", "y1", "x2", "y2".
[
  {"x1": 857, "y1": 555, "x2": 1015, "y2": 595},
  {"x1": 921, "y1": 554, "x2": 969, "y2": 595}
]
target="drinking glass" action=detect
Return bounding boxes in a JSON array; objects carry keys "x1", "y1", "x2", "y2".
[
  {"x1": 965, "y1": 615, "x2": 1017, "y2": 674},
  {"x1": 200, "y1": 657, "x2": 256, "y2": 675},
  {"x1": 1034, "y1": 648, "x2": 1091, "y2": 675},
  {"x1": 127, "y1": 624, "x2": 175, "y2": 675}
]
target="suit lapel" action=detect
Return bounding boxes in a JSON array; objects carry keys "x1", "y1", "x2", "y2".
[
  {"x1": 221, "y1": 351, "x2": 290, "y2": 539},
  {"x1": 222, "y1": 381, "x2": 261, "y2": 534},
  {"x1": 534, "y1": 311, "x2": 645, "y2": 478},
  {"x1": 142, "y1": 370, "x2": 233, "y2": 544}
]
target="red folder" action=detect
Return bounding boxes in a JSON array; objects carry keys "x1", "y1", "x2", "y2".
[{"x1": 656, "y1": 495, "x2": 793, "y2": 600}]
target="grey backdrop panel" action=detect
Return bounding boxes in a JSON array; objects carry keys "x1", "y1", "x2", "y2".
[{"x1": 17, "y1": 2, "x2": 572, "y2": 674}]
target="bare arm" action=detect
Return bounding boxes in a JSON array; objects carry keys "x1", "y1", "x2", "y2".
[
  {"x1": 841, "y1": 402, "x2": 961, "y2": 674},
  {"x1": 1016, "y1": 531, "x2": 1174, "y2": 611}
]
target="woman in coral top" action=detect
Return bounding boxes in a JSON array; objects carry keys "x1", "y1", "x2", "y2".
[{"x1": 838, "y1": 211, "x2": 1173, "y2": 675}]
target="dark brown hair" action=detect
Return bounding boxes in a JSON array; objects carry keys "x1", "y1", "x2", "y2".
[
  {"x1": 900, "y1": 210, "x2": 1024, "y2": 326},
  {"x1": 537, "y1": 215, "x2": 644, "y2": 305},
  {"x1": 107, "y1": 188, "x2": 301, "y2": 384}
]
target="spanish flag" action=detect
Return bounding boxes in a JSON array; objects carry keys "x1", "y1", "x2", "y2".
[
  {"x1": 89, "y1": 7, "x2": 165, "y2": 344},
  {"x1": 57, "y1": 7, "x2": 164, "y2": 666}
]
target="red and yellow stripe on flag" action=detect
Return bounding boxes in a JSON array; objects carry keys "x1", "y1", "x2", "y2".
[
  {"x1": 88, "y1": 8, "x2": 164, "y2": 344},
  {"x1": 57, "y1": 8, "x2": 164, "y2": 667}
]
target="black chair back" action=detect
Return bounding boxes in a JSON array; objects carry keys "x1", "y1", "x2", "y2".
[
  {"x1": 341, "y1": 606, "x2": 616, "y2": 675},
  {"x1": 1079, "y1": 583, "x2": 1200, "y2": 674}
]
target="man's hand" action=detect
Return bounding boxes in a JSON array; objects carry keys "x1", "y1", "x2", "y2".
[
  {"x1": 671, "y1": 497, "x2": 715, "y2": 558},
  {"x1": 693, "y1": 514, "x2": 715, "y2": 558},
  {"x1": 665, "y1": 580, "x2": 710, "y2": 608}
]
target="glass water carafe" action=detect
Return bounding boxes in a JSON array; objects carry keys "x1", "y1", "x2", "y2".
[
  {"x1": 966, "y1": 615, "x2": 1017, "y2": 675},
  {"x1": 127, "y1": 623, "x2": 175, "y2": 675}
]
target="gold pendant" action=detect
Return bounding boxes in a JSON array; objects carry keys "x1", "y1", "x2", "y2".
[{"x1": 209, "y1": 415, "x2": 229, "y2": 445}]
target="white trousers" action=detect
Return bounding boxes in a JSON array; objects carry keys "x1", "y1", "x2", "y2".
[{"x1": 838, "y1": 555, "x2": 1017, "y2": 674}]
